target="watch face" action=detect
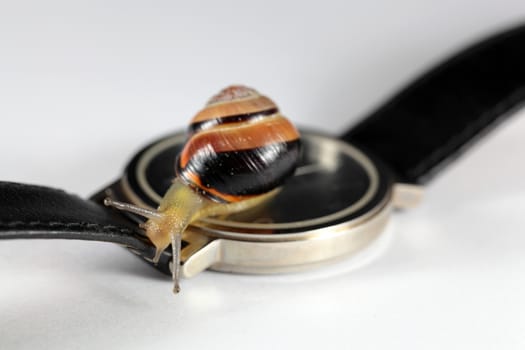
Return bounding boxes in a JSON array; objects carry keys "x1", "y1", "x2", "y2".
[{"x1": 119, "y1": 130, "x2": 391, "y2": 238}]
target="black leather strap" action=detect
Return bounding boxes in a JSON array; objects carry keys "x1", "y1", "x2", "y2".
[
  {"x1": 342, "y1": 24, "x2": 525, "y2": 184},
  {"x1": 0, "y1": 181, "x2": 156, "y2": 260}
]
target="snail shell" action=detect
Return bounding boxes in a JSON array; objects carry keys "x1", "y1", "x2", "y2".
[{"x1": 176, "y1": 85, "x2": 301, "y2": 203}]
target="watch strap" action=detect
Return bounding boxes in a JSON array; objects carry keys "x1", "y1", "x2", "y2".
[
  {"x1": 342, "y1": 24, "x2": 525, "y2": 184},
  {"x1": 0, "y1": 181, "x2": 157, "y2": 261}
]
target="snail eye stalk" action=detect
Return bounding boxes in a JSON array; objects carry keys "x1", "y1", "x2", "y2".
[{"x1": 103, "y1": 198, "x2": 162, "y2": 219}]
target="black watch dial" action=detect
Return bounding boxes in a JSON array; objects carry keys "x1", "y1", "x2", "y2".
[{"x1": 118, "y1": 131, "x2": 392, "y2": 235}]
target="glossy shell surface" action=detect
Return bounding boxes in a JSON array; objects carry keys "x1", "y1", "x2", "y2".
[{"x1": 176, "y1": 86, "x2": 301, "y2": 203}]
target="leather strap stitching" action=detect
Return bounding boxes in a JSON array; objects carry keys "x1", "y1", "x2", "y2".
[{"x1": 0, "y1": 221, "x2": 137, "y2": 234}]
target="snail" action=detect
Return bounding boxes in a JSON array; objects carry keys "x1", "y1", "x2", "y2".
[{"x1": 104, "y1": 85, "x2": 301, "y2": 293}]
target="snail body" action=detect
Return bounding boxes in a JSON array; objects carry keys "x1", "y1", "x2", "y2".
[{"x1": 105, "y1": 85, "x2": 301, "y2": 293}]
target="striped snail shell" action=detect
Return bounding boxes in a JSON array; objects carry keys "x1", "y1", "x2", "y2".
[
  {"x1": 177, "y1": 85, "x2": 301, "y2": 203},
  {"x1": 105, "y1": 85, "x2": 301, "y2": 294}
]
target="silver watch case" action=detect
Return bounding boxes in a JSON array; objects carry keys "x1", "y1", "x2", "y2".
[{"x1": 99, "y1": 130, "x2": 422, "y2": 278}]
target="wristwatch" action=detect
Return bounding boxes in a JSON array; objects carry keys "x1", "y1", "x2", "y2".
[{"x1": 1, "y1": 23, "x2": 524, "y2": 287}]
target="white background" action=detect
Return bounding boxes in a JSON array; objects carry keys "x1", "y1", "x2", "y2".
[{"x1": 1, "y1": 1, "x2": 525, "y2": 349}]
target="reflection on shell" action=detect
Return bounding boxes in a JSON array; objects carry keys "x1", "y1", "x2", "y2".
[{"x1": 176, "y1": 85, "x2": 301, "y2": 203}]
